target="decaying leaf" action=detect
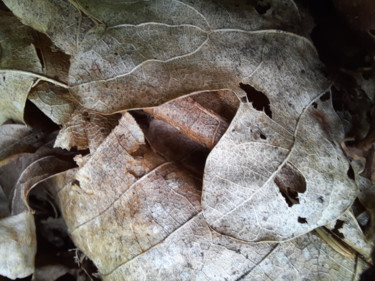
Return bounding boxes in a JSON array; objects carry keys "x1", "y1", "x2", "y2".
[
  {"x1": 72, "y1": 0, "x2": 301, "y2": 29},
  {"x1": 0, "y1": 0, "x2": 374, "y2": 280},
  {"x1": 54, "y1": 108, "x2": 120, "y2": 152},
  {"x1": 203, "y1": 90, "x2": 357, "y2": 242},
  {"x1": 324, "y1": 210, "x2": 372, "y2": 260}
]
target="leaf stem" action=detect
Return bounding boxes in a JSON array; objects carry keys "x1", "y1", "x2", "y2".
[{"x1": 0, "y1": 69, "x2": 69, "y2": 89}]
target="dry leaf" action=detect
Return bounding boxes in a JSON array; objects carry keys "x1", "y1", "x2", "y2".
[
  {"x1": 0, "y1": 11, "x2": 42, "y2": 124},
  {"x1": 28, "y1": 82, "x2": 76, "y2": 126},
  {"x1": 54, "y1": 108, "x2": 120, "y2": 152},
  {"x1": 0, "y1": 1, "x2": 373, "y2": 280},
  {"x1": 0, "y1": 211, "x2": 36, "y2": 279},
  {"x1": 203, "y1": 90, "x2": 357, "y2": 242},
  {"x1": 0, "y1": 124, "x2": 46, "y2": 165},
  {"x1": 2, "y1": 0, "x2": 95, "y2": 55},
  {"x1": 325, "y1": 210, "x2": 373, "y2": 260}
]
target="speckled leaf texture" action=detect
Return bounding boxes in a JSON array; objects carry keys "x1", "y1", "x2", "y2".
[{"x1": 1, "y1": 0, "x2": 369, "y2": 280}]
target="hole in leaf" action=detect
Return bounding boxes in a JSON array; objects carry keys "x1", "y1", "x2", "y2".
[
  {"x1": 320, "y1": 91, "x2": 331, "y2": 101},
  {"x1": 239, "y1": 83, "x2": 272, "y2": 118},
  {"x1": 240, "y1": 96, "x2": 247, "y2": 103},
  {"x1": 35, "y1": 47, "x2": 45, "y2": 70},
  {"x1": 274, "y1": 162, "x2": 306, "y2": 207},
  {"x1": 318, "y1": 196, "x2": 324, "y2": 203},
  {"x1": 260, "y1": 133, "x2": 267, "y2": 140},
  {"x1": 312, "y1": 102, "x2": 318, "y2": 109},
  {"x1": 347, "y1": 165, "x2": 355, "y2": 180},
  {"x1": 298, "y1": 217, "x2": 307, "y2": 224},
  {"x1": 255, "y1": 1, "x2": 271, "y2": 15},
  {"x1": 332, "y1": 220, "x2": 345, "y2": 239},
  {"x1": 24, "y1": 100, "x2": 59, "y2": 130},
  {"x1": 72, "y1": 180, "x2": 80, "y2": 187},
  {"x1": 356, "y1": 211, "x2": 370, "y2": 232}
]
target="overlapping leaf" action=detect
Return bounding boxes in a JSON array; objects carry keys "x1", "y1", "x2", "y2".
[
  {"x1": 0, "y1": 11, "x2": 42, "y2": 123},
  {"x1": 0, "y1": 0, "x2": 372, "y2": 280}
]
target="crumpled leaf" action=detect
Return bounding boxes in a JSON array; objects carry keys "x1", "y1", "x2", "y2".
[
  {"x1": 0, "y1": 11, "x2": 42, "y2": 124},
  {"x1": 2, "y1": 0, "x2": 95, "y2": 55},
  {"x1": 54, "y1": 108, "x2": 120, "y2": 152},
  {"x1": 0, "y1": 130, "x2": 75, "y2": 279},
  {"x1": 0, "y1": 124, "x2": 47, "y2": 165},
  {"x1": 32, "y1": 33, "x2": 71, "y2": 84}
]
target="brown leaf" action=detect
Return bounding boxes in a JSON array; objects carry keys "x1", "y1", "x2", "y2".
[
  {"x1": 145, "y1": 90, "x2": 238, "y2": 149},
  {"x1": 54, "y1": 108, "x2": 121, "y2": 152},
  {"x1": 28, "y1": 82, "x2": 76, "y2": 126}
]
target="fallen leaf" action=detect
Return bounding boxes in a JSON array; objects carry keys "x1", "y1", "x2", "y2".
[
  {"x1": 0, "y1": 124, "x2": 46, "y2": 165},
  {"x1": 0, "y1": 11, "x2": 42, "y2": 123},
  {"x1": 0, "y1": 130, "x2": 75, "y2": 280},
  {"x1": 1, "y1": 1, "x2": 373, "y2": 280},
  {"x1": 203, "y1": 90, "x2": 357, "y2": 242},
  {"x1": 28, "y1": 82, "x2": 76, "y2": 126},
  {"x1": 325, "y1": 210, "x2": 373, "y2": 260},
  {"x1": 145, "y1": 90, "x2": 238, "y2": 149},
  {"x1": 54, "y1": 108, "x2": 120, "y2": 152},
  {"x1": 2, "y1": 0, "x2": 95, "y2": 55},
  {"x1": 0, "y1": 211, "x2": 36, "y2": 279},
  {"x1": 69, "y1": 29, "x2": 321, "y2": 114}
]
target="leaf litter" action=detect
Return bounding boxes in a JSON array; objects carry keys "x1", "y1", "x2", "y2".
[{"x1": 0, "y1": 0, "x2": 374, "y2": 280}]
